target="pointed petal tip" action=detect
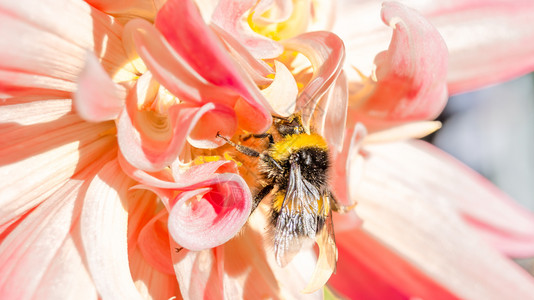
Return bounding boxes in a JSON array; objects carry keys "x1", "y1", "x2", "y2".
[{"x1": 74, "y1": 51, "x2": 125, "y2": 122}]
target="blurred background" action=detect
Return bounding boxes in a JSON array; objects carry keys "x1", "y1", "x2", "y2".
[{"x1": 430, "y1": 72, "x2": 534, "y2": 273}]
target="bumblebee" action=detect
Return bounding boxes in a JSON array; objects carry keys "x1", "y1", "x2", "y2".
[{"x1": 217, "y1": 114, "x2": 339, "y2": 268}]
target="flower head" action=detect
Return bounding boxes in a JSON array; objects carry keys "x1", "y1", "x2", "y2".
[{"x1": 1, "y1": 0, "x2": 534, "y2": 299}]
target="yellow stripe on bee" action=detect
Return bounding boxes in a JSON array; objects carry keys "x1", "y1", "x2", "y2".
[
  {"x1": 272, "y1": 192, "x2": 330, "y2": 216},
  {"x1": 270, "y1": 133, "x2": 328, "y2": 161}
]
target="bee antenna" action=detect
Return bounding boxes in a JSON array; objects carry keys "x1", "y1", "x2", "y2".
[{"x1": 216, "y1": 132, "x2": 261, "y2": 158}]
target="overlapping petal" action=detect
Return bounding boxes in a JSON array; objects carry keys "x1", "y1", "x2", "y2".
[
  {"x1": 125, "y1": 18, "x2": 238, "y2": 107},
  {"x1": 336, "y1": 0, "x2": 534, "y2": 94},
  {"x1": 426, "y1": 0, "x2": 534, "y2": 94},
  {"x1": 349, "y1": 2, "x2": 448, "y2": 132},
  {"x1": 282, "y1": 31, "x2": 345, "y2": 128},
  {"x1": 84, "y1": 0, "x2": 165, "y2": 23},
  {"x1": 0, "y1": 100, "x2": 115, "y2": 225},
  {"x1": 120, "y1": 156, "x2": 252, "y2": 251},
  {"x1": 211, "y1": 0, "x2": 284, "y2": 59},
  {"x1": 74, "y1": 52, "x2": 126, "y2": 122},
  {"x1": 394, "y1": 141, "x2": 534, "y2": 257},
  {"x1": 352, "y1": 141, "x2": 534, "y2": 299},
  {"x1": 329, "y1": 222, "x2": 459, "y2": 299},
  {"x1": 155, "y1": 0, "x2": 272, "y2": 133},
  {"x1": 173, "y1": 205, "x2": 322, "y2": 299},
  {"x1": 81, "y1": 159, "x2": 143, "y2": 300},
  {"x1": 0, "y1": 0, "x2": 135, "y2": 97},
  {"x1": 117, "y1": 83, "x2": 235, "y2": 171},
  {"x1": 0, "y1": 150, "x2": 114, "y2": 299}
]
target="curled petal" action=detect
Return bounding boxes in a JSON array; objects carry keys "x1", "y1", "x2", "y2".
[
  {"x1": 74, "y1": 52, "x2": 125, "y2": 122},
  {"x1": 211, "y1": 0, "x2": 284, "y2": 59},
  {"x1": 155, "y1": 0, "x2": 272, "y2": 133},
  {"x1": 167, "y1": 173, "x2": 252, "y2": 250},
  {"x1": 261, "y1": 60, "x2": 298, "y2": 117},
  {"x1": 350, "y1": 2, "x2": 448, "y2": 131},
  {"x1": 283, "y1": 31, "x2": 345, "y2": 128},
  {"x1": 118, "y1": 84, "x2": 236, "y2": 171}
]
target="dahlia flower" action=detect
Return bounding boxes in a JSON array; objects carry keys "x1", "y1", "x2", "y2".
[{"x1": 1, "y1": 0, "x2": 534, "y2": 299}]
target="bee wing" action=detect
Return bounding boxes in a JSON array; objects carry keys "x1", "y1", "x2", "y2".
[
  {"x1": 301, "y1": 193, "x2": 338, "y2": 294},
  {"x1": 274, "y1": 162, "x2": 321, "y2": 267}
]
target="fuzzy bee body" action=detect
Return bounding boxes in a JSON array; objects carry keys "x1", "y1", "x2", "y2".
[{"x1": 217, "y1": 114, "x2": 338, "y2": 267}]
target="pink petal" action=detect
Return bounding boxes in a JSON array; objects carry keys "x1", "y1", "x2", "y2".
[
  {"x1": 81, "y1": 159, "x2": 143, "y2": 300},
  {"x1": 211, "y1": 0, "x2": 284, "y2": 59},
  {"x1": 167, "y1": 173, "x2": 252, "y2": 251},
  {"x1": 405, "y1": 141, "x2": 534, "y2": 257},
  {"x1": 154, "y1": 0, "x2": 272, "y2": 133},
  {"x1": 117, "y1": 84, "x2": 235, "y2": 171},
  {"x1": 351, "y1": 2, "x2": 448, "y2": 131},
  {"x1": 282, "y1": 31, "x2": 345, "y2": 128},
  {"x1": 354, "y1": 141, "x2": 534, "y2": 299},
  {"x1": 427, "y1": 0, "x2": 534, "y2": 94},
  {"x1": 137, "y1": 210, "x2": 175, "y2": 275},
  {"x1": 74, "y1": 52, "x2": 125, "y2": 122},
  {"x1": 124, "y1": 18, "x2": 239, "y2": 107},
  {"x1": 329, "y1": 222, "x2": 459, "y2": 299}
]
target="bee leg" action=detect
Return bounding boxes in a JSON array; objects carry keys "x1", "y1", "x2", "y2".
[
  {"x1": 242, "y1": 132, "x2": 274, "y2": 145},
  {"x1": 329, "y1": 192, "x2": 357, "y2": 213},
  {"x1": 216, "y1": 132, "x2": 260, "y2": 158},
  {"x1": 251, "y1": 183, "x2": 275, "y2": 214}
]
